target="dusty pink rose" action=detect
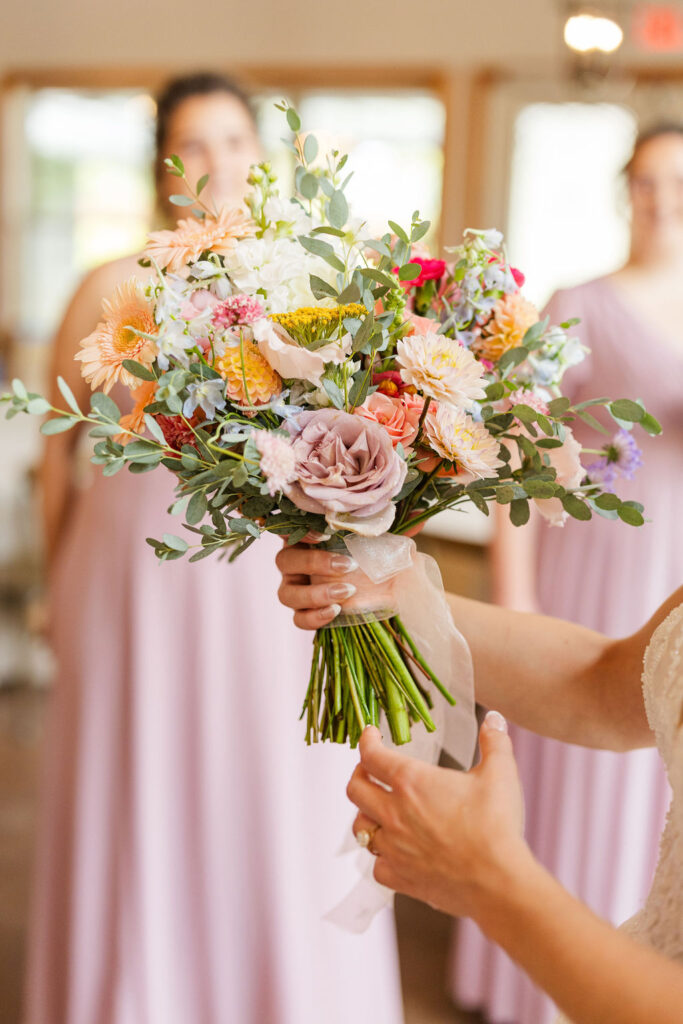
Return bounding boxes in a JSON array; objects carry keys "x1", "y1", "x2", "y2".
[
  {"x1": 534, "y1": 426, "x2": 584, "y2": 527},
  {"x1": 252, "y1": 318, "x2": 351, "y2": 386},
  {"x1": 286, "y1": 408, "x2": 407, "y2": 536},
  {"x1": 354, "y1": 392, "x2": 421, "y2": 452}
]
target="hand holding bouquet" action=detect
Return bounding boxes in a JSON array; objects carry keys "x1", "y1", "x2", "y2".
[{"x1": 3, "y1": 103, "x2": 660, "y2": 751}]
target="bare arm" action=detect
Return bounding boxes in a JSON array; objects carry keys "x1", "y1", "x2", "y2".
[
  {"x1": 490, "y1": 505, "x2": 540, "y2": 611},
  {"x1": 275, "y1": 544, "x2": 683, "y2": 751},
  {"x1": 348, "y1": 725, "x2": 683, "y2": 1024},
  {"x1": 478, "y1": 855, "x2": 683, "y2": 1024}
]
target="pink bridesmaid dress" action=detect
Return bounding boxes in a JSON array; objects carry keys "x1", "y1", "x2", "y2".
[
  {"x1": 24, "y1": 456, "x2": 403, "y2": 1023},
  {"x1": 450, "y1": 277, "x2": 683, "y2": 1024}
]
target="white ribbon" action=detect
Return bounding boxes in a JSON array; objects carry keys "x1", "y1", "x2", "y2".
[{"x1": 325, "y1": 534, "x2": 477, "y2": 932}]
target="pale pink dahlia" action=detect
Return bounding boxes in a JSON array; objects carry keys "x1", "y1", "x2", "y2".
[{"x1": 253, "y1": 431, "x2": 297, "y2": 496}]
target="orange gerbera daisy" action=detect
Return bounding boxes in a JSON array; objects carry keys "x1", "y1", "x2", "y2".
[
  {"x1": 215, "y1": 337, "x2": 282, "y2": 410},
  {"x1": 115, "y1": 379, "x2": 157, "y2": 445},
  {"x1": 144, "y1": 207, "x2": 255, "y2": 273},
  {"x1": 474, "y1": 292, "x2": 539, "y2": 363},
  {"x1": 76, "y1": 278, "x2": 158, "y2": 394}
]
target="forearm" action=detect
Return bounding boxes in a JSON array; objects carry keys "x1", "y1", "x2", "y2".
[
  {"x1": 475, "y1": 855, "x2": 683, "y2": 1024},
  {"x1": 446, "y1": 593, "x2": 648, "y2": 749}
]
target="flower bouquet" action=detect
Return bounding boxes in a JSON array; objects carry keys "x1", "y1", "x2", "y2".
[{"x1": 3, "y1": 103, "x2": 660, "y2": 751}]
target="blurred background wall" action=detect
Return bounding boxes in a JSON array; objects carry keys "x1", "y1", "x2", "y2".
[{"x1": 1, "y1": 2, "x2": 682, "y2": 1022}]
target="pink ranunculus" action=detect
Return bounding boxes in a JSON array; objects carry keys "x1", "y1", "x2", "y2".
[
  {"x1": 406, "y1": 313, "x2": 438, "y2": 336},
  {"x1": 534, "y1": 426, "x2": 584, "y2": 527},
  {"x1": 285, "y1": 408, "x2": 407, "y2": 536},
  {"x1": 252, "y1": 318, "x2": 350, "y2": 386},
  {"x1": 354, "y1": 392, "x2": 422, "y2": 452},
  {"x1": 179, "y1": 289, "x2": 220, "y2": 320}
]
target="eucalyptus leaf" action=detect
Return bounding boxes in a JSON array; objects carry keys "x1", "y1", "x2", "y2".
[
  {"x1": 609, "y1": 399, "x2": 644, "y2": 423},
  {"x1": 169, "y1": 194, "x2": 195, "y2": 206},
  {"x1": 122, "y1": 359, "x2": 156, "y2": 382},
  {"x1": 163, "y1": 533, "x2": 188, "y2": 552},
  {"x1": 398, "y1": 263, "x2": 421, "y2": 282},
  {"x1": 303, "y1": 133, "x2": 319, "y2": 163},
  {"x1": 562, "y1": 495, "x2": 592, "y2": 521},
  {"x1": 297, "y1": 235, "x2": 345, "y2": 273},
  {"x1": 617, "y1": 505, "x2": 644, "y2": 526},
  {"x1": 57, "y1": 376, "x2": 81, "y2": 414},
  {"x1": 27, "y1": 397, "x2": 51, "y2": 415},
  {"x1": 41, "y1": 416, "x2": 77, "y2": 435},
  {"x1": 196, "y1": 173, "x2": 209, "y2": 195},
  {"x1": 328, "y1": 190, "x2": 349, "y2": 229},
  {"x1": 299, "y1": 173, "x2": 318, "y2": 200},
  {"x1": 91, "y1": 392, "x2": 121, "y2": 421},
  {"x1": 286, "y1": 107, "x2": 301, "y2": 132},
  {"x1": 388, "y1": 220, "x2": 409, "y2": 244},
  {"x1": 186, "y1": 491, "x2": 208, "y2": 525},
  {"x1": 509, "y1": 498, "x2": 530, "y2": 526}
]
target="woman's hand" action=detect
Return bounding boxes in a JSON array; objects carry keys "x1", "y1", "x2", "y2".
[
  {"x1": 276, "y1": 542, "x2": 401, "y2": 631},
  {"x1": 346, "y1": 715, "x2": 533, "y2": 921}
]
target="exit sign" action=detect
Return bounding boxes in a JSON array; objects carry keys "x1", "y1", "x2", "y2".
[{"x1": 632, "y1": 3, "x2": 683, "y2": 50}]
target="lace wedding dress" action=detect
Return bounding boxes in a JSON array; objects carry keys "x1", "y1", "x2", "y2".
[{"x1": 557, "y1": 603, "x2": 683, "y2": 1023}]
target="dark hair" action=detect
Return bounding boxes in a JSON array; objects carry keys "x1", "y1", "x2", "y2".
[
  {"x1": 154, "y1": 72, "x2": 256, "y2": 182},
  {"x1": 624, "y1": 122, "x2": 683, "y2": 177}
]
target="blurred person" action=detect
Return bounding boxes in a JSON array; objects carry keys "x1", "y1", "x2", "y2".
[
  {"x1": 25, "y1": 73, "x2": 403, "y2": 1024},
  {"x1": 450, "y1": 124, "x2": 683, "y2": 1023},
  {"x1": 273, "y1": 546, "x2": 683, "y2": 1024}
]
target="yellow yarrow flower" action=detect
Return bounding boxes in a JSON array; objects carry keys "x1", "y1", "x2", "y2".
[
  {"x1": 215, "y1": 337, "x2": 282, "y2": 408},
  {"x1": 268, "y1": 304, "x2": 366, "y2": 349}
]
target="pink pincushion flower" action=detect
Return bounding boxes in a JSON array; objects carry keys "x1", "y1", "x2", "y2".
[
  {"x1": 212, "y1": 293, "x2": 266, "y2": 329},
  {"x1": 285, "y1": 408, "x2": 407, "y2": 536},
  {"x1": 253, "y1": 431, "x2": 297, "y2": 496},
  {"x1": 507, "y1": 388, "x2": 550, "y2": 417},
  {"x1": 354, "y1": 392, "x2": 422, "y2": 452}
]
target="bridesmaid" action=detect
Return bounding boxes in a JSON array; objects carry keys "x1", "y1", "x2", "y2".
[
  {"x1": 450, "y1": 124, "x2": 683, "y2": 1023},
  {"x1": 25, "y1": 73, "x2": 403, "y2": 1024}
]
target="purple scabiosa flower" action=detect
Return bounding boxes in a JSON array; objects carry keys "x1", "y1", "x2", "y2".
[{"x1": 587, "y1": 429, "x2": 643, "y2": 490}]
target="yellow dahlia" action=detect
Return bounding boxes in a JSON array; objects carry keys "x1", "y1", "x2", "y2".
[
  {"x1": 474, "y1": 293, "x2": 539, "y2": 363},
  {"x1": 115, "y1": 379, "x2": 157, "y2": 445},
  {"x1": 215, "y1": 337, "x2": 282, "y2": 409},
  {"x1": 75, "y1": 278, "x2": 158, "y2": 394},
  {"x1": 144, "y1": 208, "x2": 255, "y2": 273}
]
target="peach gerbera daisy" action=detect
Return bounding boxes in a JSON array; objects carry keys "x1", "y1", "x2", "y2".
[
  {"x1": 144, "y1": 208, "x2": 255, "y2": 274},
  {"x1": 474, "y1": 293, "x2": 539, "y2": 363},
  {"x1": 76, "y1": 278, "x2": 158, "y2": 394},
  {"x1": 115, "y1": 379, "x2": 157, "y2": 445},
  {"x1": 215, "y1": 337, "x2": 282, "y2": 411}
]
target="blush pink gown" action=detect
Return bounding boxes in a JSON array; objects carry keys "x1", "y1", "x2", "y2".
[
  {"x1": 450, "y1": 277, "x2": 683, "y2": 1024},
  {"x1": 24, "y1": 459, "x2": 403, "y2": 1024}
]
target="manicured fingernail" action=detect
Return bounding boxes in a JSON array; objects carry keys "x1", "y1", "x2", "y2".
[
  {"x1": 484, "y1": 710, "x2": 508, "y2": 733},
  {"x1": 329, "y1": 582, "x2": 356, "y2": 600},
  {"x1": 330, "y1": 555, "x2": 358, "y2": 573},
  {"x1": 328, "y1": 604, "x2": 342, "y2": 618}
]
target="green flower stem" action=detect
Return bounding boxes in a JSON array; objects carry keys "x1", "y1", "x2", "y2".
[
  {"x1": 392, "y1": 616, "x2": 456, "y2": 706},
  {"x1": 365, "y1": 620, "x2": 430, "y2": 740}
]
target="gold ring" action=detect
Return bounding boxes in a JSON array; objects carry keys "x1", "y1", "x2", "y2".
[{"x1": 356, "y1": 824, "x2": 381, "y2": 854}]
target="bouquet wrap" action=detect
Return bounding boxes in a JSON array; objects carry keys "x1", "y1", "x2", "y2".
[{"x1": 323, "y1": 535, "x2": 477, "y2": 932}]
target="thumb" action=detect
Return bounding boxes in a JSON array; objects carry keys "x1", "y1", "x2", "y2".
[{"x1": 478, "y1": 710, "x2": 514, "y2": 767}]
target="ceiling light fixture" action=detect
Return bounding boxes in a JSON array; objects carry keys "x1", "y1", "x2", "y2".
[{"x1": 564, "y1": 11, "x2": 624, "y2": 53}]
